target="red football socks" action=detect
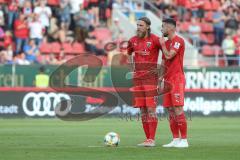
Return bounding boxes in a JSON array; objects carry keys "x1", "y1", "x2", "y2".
[
  {"x1": 169, "y1": 110, "x2": 180, "y2": 138},
  {"x1": 141, "y1": 114, "x2": 150, "y2": 139},
  {"x1": 175, "y1": 112, "x2": 187, "y2": 139},
  {"x1": 147, "y1": 113, "x2": 158, "y2": 140}
]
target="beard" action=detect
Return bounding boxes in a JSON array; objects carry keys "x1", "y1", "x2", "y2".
[
  {"x1": 163, "y1": 32, "x2": 168, "y2": 37},
  {"x1": 137, "y1": 30, "x2": 146, "y2": 38}
]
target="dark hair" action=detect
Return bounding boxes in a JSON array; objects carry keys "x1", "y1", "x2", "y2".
[
  {"x1": 162, "y1": 18, "x2": 176, "y2": 27},
  {"x1": 39, "y1": 66, "x2": 45, "y2": 73},
  {"x1": 138, "y1": 17, "x2": 151, "y2": 35}
]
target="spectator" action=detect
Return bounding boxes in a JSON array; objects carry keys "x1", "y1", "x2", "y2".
[
  {"x1": 22, "y1": 0, "x2": 33, "y2": 19},
  {"x1": 225, "y1": 7, "x2": 239, "y2": 35},
  {"x1": 189, "y1": 0, "x2": 204, "y2": 19},
  {"x1": 58, "y1": 22, "x2": 74, "y2": 43},
  {"x1": 89, "y1": 0, "x2": 99, "y2": 26},
  {"x1": 87, "y1": 7, "x2": 96, "y2": 27},
  {"x1": 69, "y1": 0, "x2": 84, "y2": 30},
  {"x1": 74, "y1": 4, "x2": 90, "y2": 42},
  {"x1": 48, "y1": 17, "x2": 59, "y2": 42},
  {"x1": 99, "y1": 0, "x2": 108, "y2": 23},
  {"x1": 47, "y1": 53, "x2": 60, "y2": 65},
  {"x1": 23, "y1": 39, "x2": 40, "y2": 63},
  {"x1": 110, "y1": 17, "x2": 123, "y2": 41},
  {"x1": 222, "y1": 34, "x2": 236, "y2": 66},
  {"x1": 14, "y1": 52, "x2": 31, "y2": 65},
  {"x1": 18, "y1": 0, "x2": 26, "y2": 8},
  {"x1": 165, "y1": 4, "x2": 178, "y2": 19},
  {"x1": 213, "y1": 7, "x2": 225, "y2": 45},
  {"x1": 188, "y1": 17, "x2": 202, "y2": 48},
  {"x1": 175, "y1": 0, "x2": 187, "y2": 21},
  {"x1": 106, "y1": 0, "x2": 113, "y2": 27},
  {"x1": 14, "y1": 13, "x2": 29, "y2": 55},
  {"x1": 154, "y1": 0, "x2": 167, "y2": 14},
  {"x1": 6, "y1": 45, "x2": 14, "y2": 62},
  {"x1": 58, "y1": 0, "x2": 71, "y2": 28},
  {"x1": 232, "y1": 28, "x2": 240, "y2": 65},
  {"x1": 28, "y1": 14, "x2": 44, "y2": 47},
  {"x1": 4, "y1": 31, "x2": 13, "y2": 49},
  {"x1": 0, "y1": 51, "x2": 7, "y2": 64},
  {"x1": 85, "y1": 28, "x2": 105, "y2": 55},
  {"x1": 0, "y1": 45, "x2": 14, "y2": 64},
  {"x1": 35, "y1": 66, "x2": 49, "y2": 88},
  {"x1": 69, "y1": 0, "x2": 83, "y2": 14},
  {"x1": 0, "y1": 27, "x2": 4, "y2": 39},
  {"x1": 34, "y1": 0, "x2": 52, "y2": 30},
  {"x1": 0, "y1": 5, "x2": 5, "y2": 28},
  {"x1": 7, "y1": 0, "x2": 19, "y2": 30}
]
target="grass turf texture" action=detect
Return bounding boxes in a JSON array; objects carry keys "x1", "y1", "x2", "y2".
[{"x1": 0, "y1": 117, "x2": 239, "y2": 160}]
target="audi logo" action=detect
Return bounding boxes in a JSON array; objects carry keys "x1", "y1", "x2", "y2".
[{"x1": 22, "y1": 92, "x2": 71, "y2": 117}]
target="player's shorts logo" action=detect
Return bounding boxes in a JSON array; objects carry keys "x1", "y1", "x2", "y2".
[
  {"x1": 22, "y1": 92, "x2": 71, "y2": 117},
  {"x1": 174, "y1": 93, "x2": 180, "y2": 103}
]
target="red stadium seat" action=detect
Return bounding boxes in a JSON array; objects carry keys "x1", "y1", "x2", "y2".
[
  {"x1": 93, "y1": 28, "x2": 112, "y2": 41},
  {"x1": 202, "y1": 45, "x2": 214, "y2": 56},
  {"x1": 179, "y1": 22, "x2": 190, "y2": 32},
  {"x1": 62, "y1": 43, "x2": 73, "y2": 54},
  {"x1": 39, "y1": 42, "x2": 52, "y2": 54},
  {"x1": 200, "y1": 33, "x2": 208, "y2": 42},
  {"x1": 72, "y1": 42, "x2": 85, "y2": 54},
  {"x1": 211, "y1": 0, "x2": 221, "y2": 11},
  {"x1": 205, "y1": 11, "x2": 213, "y2": 22},
  {"x1": 213, "y1": 45, "x2": 223, "y2": 55},
  {"x1": 51, "y1": 42, "x2": 61, "y2": 54},
  {"x1": 47, "y1": 0, "x2": 60, "y2": 6},
  {"x1": 200, "y1": 23, "x2": 214, "y2": 33},
  {"x1": 203, "y1": 0, "x2": 212, "y2": 11},
  {"x1": 206, "y1": 34, "x2": 215, "y2": 44},
  {"x1": 0, "y1": 0, "x2": 7, "y2": 4}
]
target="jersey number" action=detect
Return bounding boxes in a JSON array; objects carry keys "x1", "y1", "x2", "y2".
[{"x1": 174, "y1": 42, "x2": 180, "y2": 49}]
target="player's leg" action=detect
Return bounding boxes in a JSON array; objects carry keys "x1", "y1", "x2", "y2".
[
  {"x1": 142, "y1": 82, "x2": 158, "y2": 147},
  {"x1": 132, "y1": 79, "x2": 151, "y2": 146},
  {"x1": 173, "y1": 106, "x2": 188, "y2": 148},
  {"x1": 145, "y1": 107, "x2": 158, "y2": 147},
  {"x1": 162, "y1": 105, "x2": 181, "y2": 147},
  {"x1": 162, "y1": 81, "x2": 181, "y2": 147},
  {"x1": 137, "y1": 107, "x2": 152, "y2": 147},
  {"x1": 171, "y1": 80, "x2": 188, "y2": 148},
  {"x1": 140, "y1": 107, "x2": 149, "y2": 140},
  {"x1": 168, "y1": 107, "x2": 180, "y2": 139}
]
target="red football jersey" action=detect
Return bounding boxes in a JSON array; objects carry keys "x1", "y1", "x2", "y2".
[
  {"x1": 162, "y1": 35, "x2": 185, "y2": 80},
  {"x1": 127, "y1": 33, "x2": 161, "y2": 77}
]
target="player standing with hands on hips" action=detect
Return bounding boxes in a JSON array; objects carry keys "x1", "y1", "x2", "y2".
[
  {"x1": 127, "y1": 17, "x2": 162, "y2": 147},
  {"x1": 159, "y1": 18, "x2": 189, "y2": 148}
]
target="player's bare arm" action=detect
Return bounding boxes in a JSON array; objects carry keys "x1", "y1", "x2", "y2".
[{"x1": 159, "y1": 38, "x2": 177, "y2": 59}]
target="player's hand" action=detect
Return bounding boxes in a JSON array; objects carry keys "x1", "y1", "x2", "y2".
[{"x1": 159, "y1": 37, "x2": 165, "y2": 45}]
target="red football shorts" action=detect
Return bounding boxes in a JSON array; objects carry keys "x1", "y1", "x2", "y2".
[
  {"x1": 132, "y1": 77, "x2": 158, "y2": 108},
  {"x1": 162, "y1": 75, "x2": 185, "y2": 108}
]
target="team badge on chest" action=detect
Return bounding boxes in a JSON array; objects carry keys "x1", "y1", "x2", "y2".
[{"x1": 146, "y1": 42, "x2": 152, "y2": 48}]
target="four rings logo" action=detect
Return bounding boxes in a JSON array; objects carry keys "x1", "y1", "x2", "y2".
[{"x1": 22, "y1": 92, "x2": 71, "y2": 117}]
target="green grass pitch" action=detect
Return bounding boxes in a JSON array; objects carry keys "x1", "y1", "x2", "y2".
[{"x1": 0, "y1": 117, "x2": 239, "y2": 160}]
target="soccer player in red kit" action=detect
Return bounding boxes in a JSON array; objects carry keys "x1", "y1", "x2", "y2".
[
  {"x1": 127, "y1": 17, "x2": 161, "y2": 147},
  {"x1": 159, "y1": 18, "x2": 189, "y2": 148}
]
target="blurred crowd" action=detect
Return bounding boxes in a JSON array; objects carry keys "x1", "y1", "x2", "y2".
[
  {"x1": 0, "y1": 0, "x2": 240, "y2": 66},
  {"x1": 0, "y1": 0, "x2": 114, "y2": 65},
  {"x1": 152, "y1": 0, "x2": 240, "y2": 65}
]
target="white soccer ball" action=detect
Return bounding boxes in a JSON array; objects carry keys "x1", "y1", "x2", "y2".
[{"x1": 104, "y1": 132, "x2": 120, "y2": 147}]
